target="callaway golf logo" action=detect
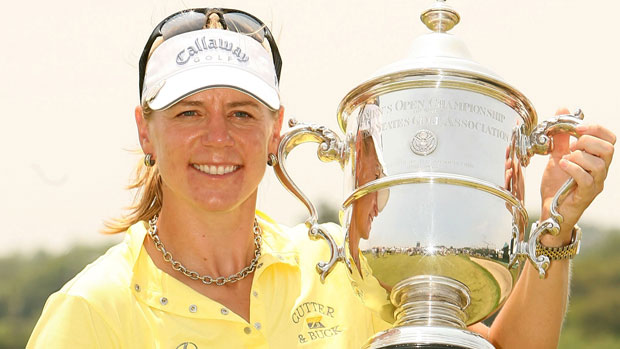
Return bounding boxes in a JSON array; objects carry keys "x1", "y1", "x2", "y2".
[{"x1": 176, "y1": 37, "x2": 250, "y2": 65}]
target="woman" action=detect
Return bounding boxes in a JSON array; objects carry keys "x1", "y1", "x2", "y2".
[
  {"x1": 28, "y1": 7, "x2": 615, "y2": 348},
  {"x1": 28, "y1": 8, "x2": 375, "y2": 348}
]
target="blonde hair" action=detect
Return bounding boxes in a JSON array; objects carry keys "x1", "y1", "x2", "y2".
[{"x1": 102, "y1": 106, "x2": 162, "y2": 234}]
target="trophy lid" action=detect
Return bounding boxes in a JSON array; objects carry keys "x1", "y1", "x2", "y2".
[
  {"x1": 337, "y1": 0, "x2": 536, "y2": 134},
  {"x1": 373, "y1": 0, "x2": 500, "y2": 80}
]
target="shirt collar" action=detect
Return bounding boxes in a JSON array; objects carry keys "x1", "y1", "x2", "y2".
[{"x1": 127, "y1": 212, "x2": 300, "y2": 318}]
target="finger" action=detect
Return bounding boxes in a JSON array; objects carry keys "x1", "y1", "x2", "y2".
[
  {"x1": 505, "y1": 156, "x2": 512, "y2": 171},
  {"x1": 551, "y1": 133, "x2": 571, "y2": 158},
  {"x1": 564, "y1": 150, "x2": 608, "y2": 184},
  {"x1": 555, "y1": 107, "x2": 570, "y2": 116},
  {"x1": 505, "y1": 168, "x2": 513, "y2": 189},
  {"x1": 570, "y1": 135, "x2": 615, "y2": 170},
  {"x1": 576, "y1": 124, "x2": 617, "y2": 145},
  {"x1": 559, "y1": 158, "x2": 596, "y2": 194}
]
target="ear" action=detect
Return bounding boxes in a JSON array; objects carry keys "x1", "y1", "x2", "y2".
[
  {"x1": 268, "y1": 106, "x2": 285, "y2": 154},
  {"x1": 135, "y1": 106, "x2": 153, "y2": 155}
]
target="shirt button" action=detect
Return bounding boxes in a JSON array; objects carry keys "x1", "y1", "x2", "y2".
[
  {"x1": 252, "y1": 291, "x2": 259, "y2": 298},
  {"x1": 134, "y1": 284, "x2": 141, "y2": 292},
  {"x1": 221, "y1": 308, "x2": 229, "y2": 315},
  {"x1": 254, "y1": 322, "x2": 262, "y2": 330},
  {"x1": 189, "y1": 304, "x2": 197, "y2": 313},
  {"x1": 257, "y1": 262, "x2": 263, "y2": 269},
  {"x1": 244, "y1": 326, "x2": 252, "y2": 334},
  {"x1": 160, "y1": 297, "x2": 168, "y2": 305}
]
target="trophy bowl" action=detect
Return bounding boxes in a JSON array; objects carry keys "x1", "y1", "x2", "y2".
[{"x1": 274, "y1": 1, "x2": 583, "y2": 348}]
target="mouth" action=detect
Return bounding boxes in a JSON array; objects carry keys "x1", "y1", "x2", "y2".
[
  {"x1": 192, "y1": 164, "x2": 240, "y2": 176},
  {"x1": 369, "y1": 207, "x2": 379, "y2": 224}
]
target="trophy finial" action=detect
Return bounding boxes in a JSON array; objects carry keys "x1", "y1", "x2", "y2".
[{"x1": 421, "y1": 0, "x2": 460, "y2": 33}]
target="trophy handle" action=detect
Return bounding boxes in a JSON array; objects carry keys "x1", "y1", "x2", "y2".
[
  {"x1": 517, "y1": 109, "x2": 584, "y2": 278},
  {"x1": 273, "y1": 119, "x2": 348, "y2": 282}
]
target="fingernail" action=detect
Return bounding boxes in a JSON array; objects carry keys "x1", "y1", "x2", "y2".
[
  {"x1": 576, "y1": 125, "x2": 587, "y2": 132},
  {"x1": 559, "y1": 159, "x2": 569, "y2": 169}
]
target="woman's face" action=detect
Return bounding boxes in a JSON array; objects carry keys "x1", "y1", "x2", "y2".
[
  {"x1": 136, "y1": 88, "x2": 283, "y2": 213},
  {"x1": 351, "y1": 136, "x2": 381, "y2": 240}
]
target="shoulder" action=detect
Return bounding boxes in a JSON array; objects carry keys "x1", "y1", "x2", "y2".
[
  {"x1": 37, "y1": 229, "x2": 142, "y2": 327},
  {"x1": 27, "y1": 239, "x2": 136, "y2": 347},
  {"x1": 285, "y1": 222, "x2": 345, "y2": 253},
  {"x1": 257, "y1": 211, "x2": 344, "y2": 256},
  {"x1": 57, "y1": 222, "x2": 146, "y2": 302},
  {"x1": 58, "y1": 239, "x2": 134, "y2": 301},
  {"x1": 27, "y1": 291, "x2": 121, "y2": 347},
  {"x1": 256, "y1": 211, "x2": 344, "y2": 244}
]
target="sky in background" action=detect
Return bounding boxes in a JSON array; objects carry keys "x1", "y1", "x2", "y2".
[{"x1": 1, "y1": 0, "x2": 618, "y2": 256}]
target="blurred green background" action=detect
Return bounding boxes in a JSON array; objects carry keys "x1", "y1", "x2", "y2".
[{"x1": 1, "y1": 223, "x2": 618, "y2": 348}]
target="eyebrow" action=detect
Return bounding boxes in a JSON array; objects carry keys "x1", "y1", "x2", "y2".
[
  {"x1": 226, "y1": 100, "x2": 260, "y2": 109},
  {"x1": 175, "y1": 100, "x2": 204, "y2": 107},
  {"x1": 174, "y1": 100, "x2": 261, "y2": 108}
]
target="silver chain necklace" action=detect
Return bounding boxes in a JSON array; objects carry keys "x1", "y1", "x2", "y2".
[{"x1": 147, "y1": 215, "x2": 262, "y2": 286}]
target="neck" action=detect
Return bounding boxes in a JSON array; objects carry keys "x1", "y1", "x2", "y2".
[{"x1": 150, "y1": 192, "x2": 260, "y2": 279}]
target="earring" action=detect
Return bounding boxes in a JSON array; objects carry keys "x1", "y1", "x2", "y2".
[
  {"x1": 267, "y1": 153, "x2": 278, "y2": 166},
  {"x1": 144, "y1": 153, "x2": 155, "y2": 167}
]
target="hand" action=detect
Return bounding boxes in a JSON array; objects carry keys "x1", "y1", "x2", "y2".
[{"x1": 539, "y1": 108, "x2": 616, "y2": 245}]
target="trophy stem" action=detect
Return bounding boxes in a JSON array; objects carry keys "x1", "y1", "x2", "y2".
[
  {"x1": 391, "y1": 275, "x2": 470, "y2": 329},
  {"x1": 364, "y1": 275, "x2": 494, "y2": 349}
]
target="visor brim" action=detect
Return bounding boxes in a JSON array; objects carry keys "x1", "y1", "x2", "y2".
[{"x1": 146, "y1": 65, "x2": 280, "y2": 111}]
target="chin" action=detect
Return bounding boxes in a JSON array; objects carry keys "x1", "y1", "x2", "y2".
[{"x1": 194, "y1": 189, "x2": 257, "y2": 213}]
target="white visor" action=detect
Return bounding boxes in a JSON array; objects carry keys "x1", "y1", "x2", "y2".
[{"x1": 142, "y1": 29, "x2": 280, "y2": 110}]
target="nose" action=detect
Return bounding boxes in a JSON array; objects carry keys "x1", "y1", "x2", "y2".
[
  {"x1": 372, "y1": 192, "x2": 379, "y2": 217},
  {"x1": 201, "y1": 113, "x2": 234, "y2": 147}
]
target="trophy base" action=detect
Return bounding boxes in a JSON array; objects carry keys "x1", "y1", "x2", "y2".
[
  {"x1": 363, "y1": 276, "x2": 495, "y2": 349},
  {"x1": 363, "y1": 326, "x2": 494, "y2": 349}
]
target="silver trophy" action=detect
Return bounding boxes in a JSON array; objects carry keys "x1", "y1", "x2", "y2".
[{"x1": 274, "y1": 1, "x2": 583, "y2": 348}]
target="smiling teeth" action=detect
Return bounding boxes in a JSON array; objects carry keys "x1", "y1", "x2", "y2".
[{"x1": 193, "y1": 164, "x2": 238, "y2": 175}]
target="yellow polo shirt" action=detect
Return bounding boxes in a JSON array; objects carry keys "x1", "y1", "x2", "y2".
[{"x1": 28, "y1": 213, "x2": 384, "y2": 348}]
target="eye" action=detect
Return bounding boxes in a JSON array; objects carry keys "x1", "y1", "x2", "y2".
[
  {"x1": 232, "y1": 111, "x2": 252, "y2": 119},
  {"x1": 177, "y1": 110, "x2": 197, "y2": 118}
]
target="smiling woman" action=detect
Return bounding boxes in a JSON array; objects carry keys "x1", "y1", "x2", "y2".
[
  {"x1": 26, "y1": 5, "x2": 616, "y2": 349},
  {"x1": 26, "y1": 8, "x2": 379, "y2": 348}
]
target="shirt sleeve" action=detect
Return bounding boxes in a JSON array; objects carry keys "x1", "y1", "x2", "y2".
[{"x1": 27, "y1": 292, "x2": 119, "y2": 348}]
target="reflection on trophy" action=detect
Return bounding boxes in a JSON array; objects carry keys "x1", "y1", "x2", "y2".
[
  {"x1": 274, "y1": 1, "x2": 584, "y2": 348},
  {"x1": 349, "y1": 99, "x2": 390, "y2": 272}
]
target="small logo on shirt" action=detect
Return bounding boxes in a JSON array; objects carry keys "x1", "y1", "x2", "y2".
[
  {"x1": 176, "y1": 342, "x2": 198, "y2": 349},
  {"x1": 293, "y1": 301, "x2": 342, "y2": 344},
  {"x1": 306, "y1": 316, "x2": 325, "y2": 329}
]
